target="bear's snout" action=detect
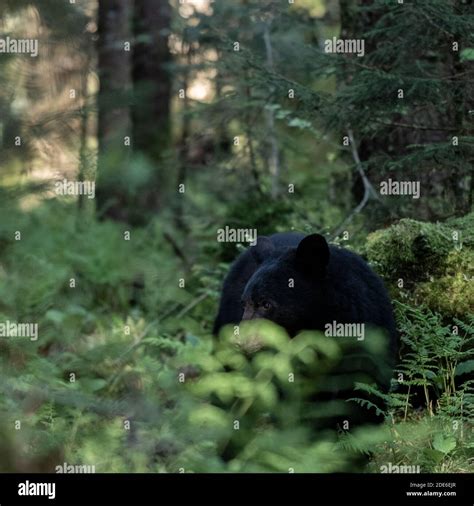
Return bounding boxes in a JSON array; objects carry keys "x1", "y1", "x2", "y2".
[{"x1": 242, "y1": 304, "x2": 257, "y2": 321}]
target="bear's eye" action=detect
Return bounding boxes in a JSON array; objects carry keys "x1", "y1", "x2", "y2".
[{"x1": 261, "y1": 301, "x2": 272, "y2": 311}]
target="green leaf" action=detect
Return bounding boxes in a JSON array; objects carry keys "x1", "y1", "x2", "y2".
[
  {"x1": 45, "y1": 309, "x2": 65, "y2": 325},
  {"x1": 80, "y1": 378, "x2": 108, "y2": 393},
  {"x1": 455, "y1": 360, "x2": 474, "y2": 376},
  {"x1": 423, "y1": 448, "x2": 444, "y2": 464},
  {"x1": 460, "y1": 48, "x2": 474, "y2": 62},
  {"x1": 432, "y1": 434, "x2": 456, "y2": 454},
  {"x1": 186, "y1": 334, "x2": 200, "y2": 346},
  {"x1": 287, "y1": 118, "x2": 312, "y2": 130}
]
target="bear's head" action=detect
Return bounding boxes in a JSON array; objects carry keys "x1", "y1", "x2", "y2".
[{"x1": 241, "y1": 234, "x2": 330, "y2": 335}]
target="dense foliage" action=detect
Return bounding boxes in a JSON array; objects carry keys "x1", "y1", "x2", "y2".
[{"x1": 0, "y1": 0, "x2": 473, "y2": 473}]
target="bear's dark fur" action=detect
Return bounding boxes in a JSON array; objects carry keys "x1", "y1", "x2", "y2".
[{"x1": 214, "y1": 233, "x2": 398, "y2": 392}]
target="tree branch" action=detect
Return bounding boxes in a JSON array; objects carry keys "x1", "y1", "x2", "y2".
[
  {"x1": 332, "y1": 128, "x2": 380, "y2": 238},
  {"x1": 375, "y1": 119, "x2": 457, "y2": 132}
]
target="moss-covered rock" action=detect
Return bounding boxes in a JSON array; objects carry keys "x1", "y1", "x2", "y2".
[
  {"x1": 364, "y1": 212, "x2": 473, "y2": 320},
  {"x1": 413, "y1": 249, "x2": 474, "y2": 318},
  {"x1": 364, "y1": 219, "x2": 453, "y2": 283}
]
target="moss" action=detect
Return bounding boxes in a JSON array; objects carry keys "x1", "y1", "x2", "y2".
[
  {"x1": 364, "y1": 213, "x2": 474, "y2": 320},
  {"x1": 444, "y1": 212, "x2": 474, "y2": 247},
  {"x1": 414, "y1": 249, "x2": 474, "y2": 319},
  {"x1": 364, "y1": 218, "x2": 453, "y2": 283}
]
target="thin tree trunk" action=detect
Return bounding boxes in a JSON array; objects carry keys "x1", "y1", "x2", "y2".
[
  {"x1": 174, "y1": 38, "x2": 191, "y2": 232},
  {"x1": 78, "y1": 47, "x2": 92, "y2": 217},
  {"x1": 263, "y1": 21, "x2": 281, "y2": 198}
]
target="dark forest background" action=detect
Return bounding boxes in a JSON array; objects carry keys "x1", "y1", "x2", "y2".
[{"x1": 0, "y1": 0, "x2": 473, "y2": 473}]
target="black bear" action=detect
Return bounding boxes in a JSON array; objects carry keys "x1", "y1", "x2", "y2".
[{"x1": 214, "y1": 232, "x2": 398, "y2": 391}]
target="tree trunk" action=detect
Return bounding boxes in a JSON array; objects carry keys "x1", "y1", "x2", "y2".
[
  {"x1": 132, "y1": 0, "x2": 172, "y2": 218},
  {"x1": 132, "y1": 0, "x2": 172, "y2": 160},
  {"x1": 96, "y1": 0, "x2": 133, "y2": 221}
]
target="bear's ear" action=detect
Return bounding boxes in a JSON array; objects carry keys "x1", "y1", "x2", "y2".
[
  {"x1": 295, "y1": 234, "x2": 330, "y2": 277},
  {"x1": 250, "y1": 236, "x2": 275, "y2": 264}
]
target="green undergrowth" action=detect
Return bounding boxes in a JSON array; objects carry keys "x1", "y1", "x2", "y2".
[{"x1": 0, "y1": 199, "x2": 472, "y2": 472}]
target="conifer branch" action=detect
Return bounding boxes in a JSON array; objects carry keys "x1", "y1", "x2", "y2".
[{"x1": 375, "y1": 120, "x2": 457, "y2": 132}]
